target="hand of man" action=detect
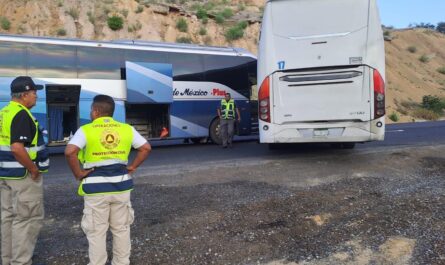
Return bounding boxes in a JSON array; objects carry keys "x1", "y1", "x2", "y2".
[
  {"x1": 127, "y1": 165, "x2": 136, "y2": 175},
  {"x1": 76, "y1": 169, "x2": 94, "y2": 181},
  {"x1": 30, "y1": 167, "x2": 41, "y2": 182}
]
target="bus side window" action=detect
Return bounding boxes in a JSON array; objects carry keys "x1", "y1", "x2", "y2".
[
  {"x1": 0, "y1": 42, "x2": 27, "y2": 77},
  {"x1": 169, "y1": 52, "x2": 205, "y2": 81},
  {"x1": 204, "y1": 55, "x2": 250, "y2": 99},
  {"x1": 78, "y1": 47, "x2": 124, "y2": 79},
  {"x1": 28, "y1": 43, "x2": 76, "y2": 78}
]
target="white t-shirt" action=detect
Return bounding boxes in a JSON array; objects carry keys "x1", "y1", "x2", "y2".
[{"x1": 68, "y1": 126, "x2": 147, "y2": 149}]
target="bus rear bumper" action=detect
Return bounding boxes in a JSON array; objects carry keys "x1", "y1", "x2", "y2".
[{"x1": 259, "y1": 118, "x2": 385, "y2": 143}]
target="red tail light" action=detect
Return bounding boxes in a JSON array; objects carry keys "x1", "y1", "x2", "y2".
[
  {"x1": 258, "y1": 76, "x2": 270, "y2": 123},
  {"x1": 373, "y1": 69, "x2": 385, "y2": 119}
]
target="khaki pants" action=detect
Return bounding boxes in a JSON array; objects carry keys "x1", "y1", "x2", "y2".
[
  {"x1": 82, "y1": 192, "x2": 134, "y2": 265},
  {"x1": 220, "y1": 119, "x2": 235, "y2": 147},
  {"x1": 0, "y1": 174, "x2": 44, "y2": 265}
]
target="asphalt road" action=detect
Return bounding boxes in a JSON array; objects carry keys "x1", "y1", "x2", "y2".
[{"x1": 46, "y1": 121, "x2": 445, "y2": 181}]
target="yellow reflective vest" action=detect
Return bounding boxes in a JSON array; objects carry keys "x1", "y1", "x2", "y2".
[
  {"x1": 78, "y1": 117, "x2": 134, "y2": 196},
  {"x1": 0, "y1": 101, "x2": 45, "y2": 179},
  {"x1": 221, "y1": 99, "x2": 235, "y2": 119}
]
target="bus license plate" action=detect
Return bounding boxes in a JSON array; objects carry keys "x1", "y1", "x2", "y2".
[{"x1": 314, "y1": 129, "x2": 329, "y2": 137}]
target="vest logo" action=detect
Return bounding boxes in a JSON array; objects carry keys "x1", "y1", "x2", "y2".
[{"x1": 100, "y1": 129, "x2": 120, "y2": 150}]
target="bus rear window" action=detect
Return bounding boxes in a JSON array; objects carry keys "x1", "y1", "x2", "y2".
[{"x1": 271, "y1": 0, "x2": 369, "y2": 38}]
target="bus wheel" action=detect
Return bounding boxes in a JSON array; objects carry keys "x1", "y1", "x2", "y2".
[
  {"x1": 209, "y1": 118, "x2": 222, "y2": 145},
  {"x1": 332, "y1": 143, "x2": 356, "y2": 149},
  {"x1": 191, "y1": 137, "x2": 208, "y2": 144},
  {"x1": 341, "y1": 143, "x2": 356, "y2": 149}
]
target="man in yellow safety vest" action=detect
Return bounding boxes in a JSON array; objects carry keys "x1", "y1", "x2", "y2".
[
  {"x1": 65, "y1": 94, "x2": 151, "y2": 265},
  {"x1": 217, "y1": 93, "x2": 241, "y2": 148},
  {"x1": 0, "y1": 76, "x2": 49, "y2": 265}
]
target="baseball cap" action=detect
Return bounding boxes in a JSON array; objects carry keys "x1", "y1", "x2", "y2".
[{"x1": 10, "y1": 76, "x2": 44, "y2": 93}]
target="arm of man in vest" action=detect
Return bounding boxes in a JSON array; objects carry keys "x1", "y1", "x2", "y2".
[
  {"x1": 65, "y1": 144, "x2": 93, "y2": 181},
  {"x1": 217, "y1": 106, "x2": 221, "y2": 119},
  {"x1": 11, "y1": 142, "x2": 40, "y2": 181},
  {"x1": 126, "y1": 142, "x2": 151, "y2": 175}
]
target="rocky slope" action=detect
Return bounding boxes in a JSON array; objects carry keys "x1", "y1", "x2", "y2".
[{"x1": 0, "y1": 1, "x2": 444, "y2": 123}]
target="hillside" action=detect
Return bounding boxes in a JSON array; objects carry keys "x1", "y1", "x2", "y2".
[
  {"x1": 0, "y1": 1, "x2": 444, "y2": 123},
  {"x1": 385, "y1": 29, "x2": 445, "y2": 123}
]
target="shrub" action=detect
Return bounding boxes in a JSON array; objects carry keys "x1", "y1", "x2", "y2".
[
  {"x1": 437, "y1": 22, "x2": 445, "y2": 34},
  {"x1": 0, "y1": 17, "x2": 11, "y2": 31},
  {"x1": 224, "y1": 21, "x2": 249, "y2": 41},
  {"x1": 176, "y1": 36, "x2": 192, "y2": 43},
  {"x1": 176, "y1": 18, "x2": 188, "y2": 32},
  {"x1": 389, "y1": 112, "x2": 399, "y2": 122},
  {"x1": 238, "y1": 3, "x2": 246, "y2": 11},
  {"x1": 202, "y1": 17, "x2": 208, "y2": 25},
  {"x1": 67, "y1": 8, "x2": 79, "y2": 20},
  {"x1": 56, "y1": 28, "x2": 67, "y2": 36},
  {"x1": 196, "y1": 8, "x2": 207, "y2": 19},
  {"x1": 225, "y1": 26, "x2": 244, "y2": 41},
  {"x1": 221, "y1": 8, "x2": 233, "y2": 19},
  {"x1": 215, "y1": 14, "x2": 225, "y2": 24},
  {"x1": 407, "y1": 46, "x2": 417, "y2": 53},
  {"x1": 199, "y1": 27, "x2": 207, "y2": 36},
  {"x1": 87, "y1": 11, "x2": 95, "y2": 25},
  {"x1": 107, "y1": 15, "x2": 124, "y2": 31},
  {"x1": 422, "y1": 95, "x2": 445, "y2": 114},
  {"x1": 135, "y1": 5, "x2": 144, "y2": 13},
  {"x1": 437, "y1": 66, "x2": 445, "y2": 75},
  {"x1": 419, "y1": 54, "x2": 429, "y2": 63},
  {"x1": 413, "y1": 108, "x2": 440, "y2": 121},
  {"x1": 238, "y1": 21, "x2": 248, "y2": 29}
]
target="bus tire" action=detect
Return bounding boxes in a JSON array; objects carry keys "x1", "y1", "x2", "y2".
[
  {"x1": 268, "y1": 143, "x2": 281, "y2": 150},
  {"x1": 209, "y1": 118, "x2": 222, "y2": 145},
  {"x1": 341, "y1": 143, "x2": 356, "y2": 149},
  {"x1": 191, "y1": 137, "x2": 207, "y2": 144},
  {"x1": 332, "y1": 143, "x2": 356, "y2": 149}
]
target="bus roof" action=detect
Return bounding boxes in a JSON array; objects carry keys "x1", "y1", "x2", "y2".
[{"x1": 0, "y1": 34, "x2": 256, "y2": 59}]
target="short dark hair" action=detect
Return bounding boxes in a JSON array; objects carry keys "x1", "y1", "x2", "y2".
[
  {"x1": 225, "y1": 93, "x2": 231, "y2": 97},
  {"x1": 92, "y1": 95, "x2": 115, "y2": 116}
]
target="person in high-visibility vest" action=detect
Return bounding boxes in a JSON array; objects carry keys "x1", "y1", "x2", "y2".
[
  {"x1": 0, "y1": 76, "x2": 49, "y2": 265},
  {"x1": 217, "y1": 93, "x2": 241, "y2": 148},
  {"x1": 65, "y1": 95, "x2": 151, "y2": 265}
]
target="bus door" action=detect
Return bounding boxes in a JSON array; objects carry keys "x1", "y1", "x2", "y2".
[
  {"x1": 125, "y1": 62, "x2": 173, "y2": 139},
  {"x1": 45, "y1": 85, "x2": 81, "y2": 146}
]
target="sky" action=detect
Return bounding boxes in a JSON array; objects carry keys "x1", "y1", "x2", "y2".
[{"x1": 377, "y1": 0, "x2": 445, "y2": 28}]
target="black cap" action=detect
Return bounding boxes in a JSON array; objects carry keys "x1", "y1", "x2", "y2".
[{"x1": 10, "y1": 76, "x2": 43, "y2": 93}]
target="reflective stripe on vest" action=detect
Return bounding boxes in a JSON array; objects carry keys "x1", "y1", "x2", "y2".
[
  {"x1": 0, "y1": 101, "x2": 39, "y2": 179},
  {"x1": 78, "y1": 117, "x2": 133, "y2": 196},
  {"x1": 221, "y1": 99, "x2": 235, "y2": 119}
]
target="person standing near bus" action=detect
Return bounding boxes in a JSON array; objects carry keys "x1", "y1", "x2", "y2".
[
  {"x1": 217, "y1": 93, "x2": 241, "y2": 148},
  {"x1": 65, "y1": 94, "x2": 151, "y2": 265},
  {"x1": 0, "y1": 76, "x2": 49, "y2": 265}
]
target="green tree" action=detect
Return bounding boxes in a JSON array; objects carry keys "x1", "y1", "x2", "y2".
[{"x1": 437, "y1": 22, "x2": 445, "y2": 34}]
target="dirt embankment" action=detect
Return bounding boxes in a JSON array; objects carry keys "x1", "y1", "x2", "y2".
[{"x1": 385, "y1": 29, "x2": 445, "y2": 123}]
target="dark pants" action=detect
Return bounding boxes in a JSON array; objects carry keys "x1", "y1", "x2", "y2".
[{"x1": 220, "y1": 119, "x2": 235, "y2": 147}]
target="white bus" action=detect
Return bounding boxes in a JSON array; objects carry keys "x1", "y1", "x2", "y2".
[
  {"x1": 258, "y1": 0, "x2": 385, "y2": 149},
  {"x1": 0, "y1": 34, "x2": 257, "y2": 146}
]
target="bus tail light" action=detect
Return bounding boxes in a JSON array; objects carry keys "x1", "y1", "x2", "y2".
[
  {"x1": 259, "y1": 76, "x2": 271, "y2": 123},
  {"x1": 373, "y1": 69, "x2": 385, "y2": 119}
]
